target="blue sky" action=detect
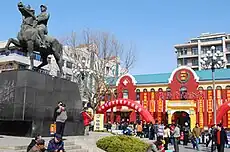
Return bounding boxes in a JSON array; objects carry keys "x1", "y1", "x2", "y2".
[{"x1": 1, "y1": 0, "x2": 230, "y2": 75}]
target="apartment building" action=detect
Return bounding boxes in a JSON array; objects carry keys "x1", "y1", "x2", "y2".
[{"x1": 174, "y1": 33, "x2": 230, "y2": 71}]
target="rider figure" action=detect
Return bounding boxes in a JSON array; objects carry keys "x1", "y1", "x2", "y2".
[{"x1": 36, "y1": 4, "x2": 50, "y2": 49}]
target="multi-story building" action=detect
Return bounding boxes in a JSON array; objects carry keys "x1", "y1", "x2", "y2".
[
  {"x1": 175, "y1": 33, "x2": 230, "y2": 71},
  {"x1": 0, "y1": 41, "x2": 121, "y2": 81},
  {"x1": 97, "y1": 66, "x2": 230, "y2": 129}
]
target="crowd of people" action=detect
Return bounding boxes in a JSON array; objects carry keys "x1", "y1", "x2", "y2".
[
  {"x1": 25, "y1": 100, "x2": 230, "y2": 152},
  {"x1": 106, "y1": 120, "x2": 229, "y2": 152}
]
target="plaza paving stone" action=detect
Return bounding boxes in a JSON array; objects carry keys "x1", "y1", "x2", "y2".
[{"x1": 1, "y1": 133, "x2": 230, "y2": 152}]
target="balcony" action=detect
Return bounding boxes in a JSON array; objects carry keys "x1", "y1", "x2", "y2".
[{"x1": 177, "y1": 52, "x2": 198, "y2": 58}]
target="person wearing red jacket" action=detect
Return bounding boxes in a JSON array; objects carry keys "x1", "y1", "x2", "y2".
[{"x1": 81, "y1": 108, "x2": 93, "y2": 135}]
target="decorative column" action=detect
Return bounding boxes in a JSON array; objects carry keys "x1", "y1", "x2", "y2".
[
  {"x1": 167, "y1": 110, "x2": 172, "y2": 125},
  {"x1": 190, "y1": 109, "x2": 196, "y2": 128}
]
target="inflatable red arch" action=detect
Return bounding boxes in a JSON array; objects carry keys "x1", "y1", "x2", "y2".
[
  {"x1": 97, "y1": 98, "x2": 154, "y2": 123},
  {"x1": 215, "y1": 101, "x2": 230, "y2": 124}
]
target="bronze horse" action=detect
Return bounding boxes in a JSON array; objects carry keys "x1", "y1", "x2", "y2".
[{"x1": 4, "y1": 2, "x2": 63, "y2": 75}]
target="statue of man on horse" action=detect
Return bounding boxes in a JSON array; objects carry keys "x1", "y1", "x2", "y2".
[{"x1": 5, "y1": 2, "x2": 63, "y2": 76}]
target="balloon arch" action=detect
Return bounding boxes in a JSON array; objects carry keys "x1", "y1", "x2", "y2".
[
  {"x1": 97, "y1": 98, "x2": 154, "y2": 123},
  {"x1": 216, "y1": 101, "x2": 230, "y2": 124}
]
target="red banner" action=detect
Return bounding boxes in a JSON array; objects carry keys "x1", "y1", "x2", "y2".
[
  {"x1": 216, "y1": 89, "x2": 221, "y2": 108},
  {"x1": 143, "y1": 92, "x2": 148, "y2": 110},
  {"x1": 227, "y1": 90, "x2": 230, "y2": 128},
  {"x1": 150, "y1": 92, "x2": 155, "y2": 112},
  {"x1": 207, "y1": 90, "x2": 213, "y2": 124},
  {"x1": 199, "y1": 90, "x2": 204, "y2": 128}
]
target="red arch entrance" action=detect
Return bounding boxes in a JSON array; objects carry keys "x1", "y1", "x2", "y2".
[
  {"x1": 216, "y1": 101, "x2": 230, "y2": 124},
  {"x1": 97, "y1": 98, "x2": 154, "y2": 123}
]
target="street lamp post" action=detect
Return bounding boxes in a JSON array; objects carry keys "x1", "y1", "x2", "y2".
[{"x1": 200, "y1": 46, "x2": 226, "y2": 124}]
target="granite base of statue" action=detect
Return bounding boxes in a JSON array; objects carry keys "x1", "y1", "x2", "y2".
[{"x1": 0, "y1": 70, "x2": 84, "y2": 137}]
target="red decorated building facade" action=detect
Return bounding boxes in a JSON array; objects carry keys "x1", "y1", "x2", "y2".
[{"x1": 97, "y1": 66, "x2": 230, "y2": 128}]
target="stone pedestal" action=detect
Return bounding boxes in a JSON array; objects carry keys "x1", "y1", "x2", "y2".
[{"x1": 0, "y1": 70, "x2": 84, "y2": 137}]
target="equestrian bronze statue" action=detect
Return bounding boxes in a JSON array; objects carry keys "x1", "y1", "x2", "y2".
[{"x1": 5, "y1": 2, "x2": 63, "y2": 75}]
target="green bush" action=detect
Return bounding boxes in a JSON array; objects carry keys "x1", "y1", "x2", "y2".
[{"x1": 96, "y1": 135, "x2": 150, "y2": 152}]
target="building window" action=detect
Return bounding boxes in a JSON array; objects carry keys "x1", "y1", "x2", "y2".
[
  {"x1": 192, "y1": 47, "x2": 198, "y2": 55},
  {"x1": 207, "y1": 86, "x2": 212, "y2": 90},
  {"x1": 66, "y1": 61, "x2": 73, "y2": 69},
  {"x1": 184, "y1": 59, "x2": 188, "y2": 65},
  {"x1": 136, "y1": 89, "x2": 140, "y2": 100},
  {"x1": 198, "y1": 87, "x2": 203, "y2": 90},
  {"x1": 216, "y1": 86, "x2": 222, "y2": 90},
  {"x1": 151, "y1": 88, "x2": 155, "y2": 92},
  {"x1": 66, "y1": 74, "x2": 72, "y2": 81},
  {"x1": 123, "y1": 89, "x2": 129, "y2": 99},
  {"x1": 227, "y1": 55, "x2": 230, "y2": 63},
  {"x1": 143, "y1": 89, "x2": 147, "y2": 92},
  {"x1": 166, "y1": 87, "x2": 172, "y2": 100},
  {"x1": 192, "y1": 58, "x2": 198, "y2": 66},
  {"x1": 180, "y1": 87, "x2": 187, "y2": 100},
  {"x1": 106, "y1": 66, "x2": 110, "y2": 74},
  {"x1": 226, "y1": 86, "x2": 230, "y2": 90}
]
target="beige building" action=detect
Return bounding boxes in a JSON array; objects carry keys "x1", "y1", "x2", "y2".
[{"x1": 175, "y1": 32, "x2": 230, "y2": 71}]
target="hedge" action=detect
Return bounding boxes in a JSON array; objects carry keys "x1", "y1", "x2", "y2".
[{"x1": 96, "y1": 135, "x2": 150, "y2": 152}]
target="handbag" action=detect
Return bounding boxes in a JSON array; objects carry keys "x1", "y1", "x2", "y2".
[{"x1": 50, "y1": 123, "x2": 56, "y2": 135}]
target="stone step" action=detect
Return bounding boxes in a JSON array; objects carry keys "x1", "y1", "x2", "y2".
[
  {"x1": 0, "y1": 145, "x2": 81, "y2": 152},
  {"x1": 5, "y1": 141, "x2": 76, "y2": 150}
]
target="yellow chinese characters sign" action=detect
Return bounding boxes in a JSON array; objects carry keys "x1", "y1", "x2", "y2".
[
  {"x1": 216, "y1": 90, "x2": 221, "y2": 108},
  {"x1": 150, "y1": 92, "x2": 155, "y2": 112},
  {"x1": 143, "y1": 92, "x2": 148, "y2": 110},
  {"x1": 227, "y1": 90, "x2": 230, "y2": 128},
  {"x1": 207, "y1": 90, "x2": 213, "y2": 124},
  {"x1": 199, "y1": 91, "x2": 204, "y2": 128}
]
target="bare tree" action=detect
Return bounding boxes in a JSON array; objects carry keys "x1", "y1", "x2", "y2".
[{"x1": 62, "y1": 29, "x2": 136, "y2": 111}]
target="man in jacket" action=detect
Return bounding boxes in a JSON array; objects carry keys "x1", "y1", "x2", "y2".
[
  {"x1": 47, "y1": 134, "x2": 64, "y2": 152},
  {"x1": 55, "y1": 104, "x2": 68, "y2": 137},
  {"x1": 172, "y1": 124, "x2": 180, "y2": 152},
  {"x1": 192, "y1": 123, "x2": 201, "y2": 151},
  {"x1": 29, "y1": 139, "x2": 45, "y2": 152},
  {"x1": 216, "y1": 123, "x2": 227, "y2": 152}
]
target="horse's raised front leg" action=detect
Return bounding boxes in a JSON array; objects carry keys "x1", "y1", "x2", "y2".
[
  {"x1": 5, "y1": 38, "x2": 21, "y2": 50},
  {"x1": 36, "y1": 53, "x2": 48, "y2": 70},
  {"x1": 53, "y1": 51, "x2": 63, "y2": 77},
  {"x1": 27, "y1": 41, "x2": 34, "y2": 70}
]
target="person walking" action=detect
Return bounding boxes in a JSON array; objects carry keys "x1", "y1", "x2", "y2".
[
  {"x1": 192, "y1": 123, "x2": 201, "y2": 151},
  {"x1": 183, "y1": 122, "x2": 190, "y2": 146},
  {"x1": 81, "y1": 108, "x2": 93, "y2": 135},
  {"x1": 172, "y1": 124, "x2": 180, "y2": 152},
  {"x1": 163, "y1": 125, "x2": 170, "y2": 150},
  {"x1": 149, "y1": 122, "x2": 154, "y2": 140},
  {"x1": 136, "y1": 122, "x2": 143, "y2": 137},
  {"x1": 216, "y1": 123, "x2": 227, "y2": 152},
  {"x1": 55, "y1": 103, "x2": 68, "y2": 137},
  {"x1": 157, "y1": 121, "x2": 164, "y2": 137},
  {"x1": 153, "y1": 120, "x2": 159, "y2": 140}
]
